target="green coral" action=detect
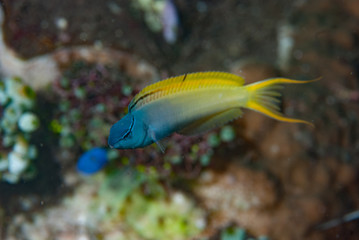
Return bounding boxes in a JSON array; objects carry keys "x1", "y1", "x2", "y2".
[
  {"x1": 125, "y1": 191, "x2": 203, "y2": 240},
  {"x1": 92, "y1": 168, "x2": 205, "y2": 240}
]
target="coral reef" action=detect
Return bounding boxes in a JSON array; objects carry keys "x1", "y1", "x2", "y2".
[
  {"x1": 93, "y1": 168, "x2": 205, "y2": 240},
  {"x1": 5, "y1": 168, "x2": 206, "y2": 240},
  {"x1": 0, "y1": 77, "x2": 39, "y2": 183},
  {"x1": 1, "y1": 1, "x2": 359, "y2": 240}
]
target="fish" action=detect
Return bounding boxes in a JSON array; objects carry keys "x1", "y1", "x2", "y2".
[
  {"x1": 77, "y1": 147, "x2": 108, "y2": 175},
  {"x1": 108, "y1": 72, "x2": 316, "y2": 150}
]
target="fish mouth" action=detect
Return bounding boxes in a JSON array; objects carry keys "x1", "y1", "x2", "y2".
[
  {"x1": 108, "y1": 135, "x2": 125, "y2": 149},
  {"x1": 107, "y1": 135, "x2": 119, "y2": 149}
]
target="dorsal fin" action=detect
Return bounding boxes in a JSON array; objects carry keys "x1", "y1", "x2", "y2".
[{"x1": 129, "y1": 71, "x2": 244, "y2": 111}]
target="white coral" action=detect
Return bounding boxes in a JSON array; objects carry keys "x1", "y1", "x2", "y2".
[
  {"x1": 18, "y1": 112, "x2": 39, "y2": 133},
  {"x1": 8, "y1": 151, "x2": 29, "y2": 175}
]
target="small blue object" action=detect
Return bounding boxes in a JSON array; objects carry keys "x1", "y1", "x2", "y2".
[{"x1": 77, "y1": 147, "x2": 108, "y2": 175}]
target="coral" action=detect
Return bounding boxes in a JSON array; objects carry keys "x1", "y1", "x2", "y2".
[
  {"x1": 132, "y1": 0, "x2": 178, "y2": 43},
  {"x1": 124, "y1": 190, "x2": 204, "y2": 240},
  {"x1": 0, "y1": 77, "x2": 39, "y2": 183},
  {"x1": 5, "y1": 168, "x2": 206, "y2": 240},
  {"x1": 194, "y1": 163, "x2": 279, "y2": 238},
  {"x1": 133, "y1": 0, "x2": 167, "y2": 32},
  {"x1": 196, "y1": 164, "x2": 278, "y2": 212},
  {"x1": 18, "y1": 112, "x2": 40, "y2": 132},
  {"x1": 50, "y1": 61, "x2": 130, "y2": 150},
  {"x1": 92, "y1": 168, "x2": 205, "y2": 240}
]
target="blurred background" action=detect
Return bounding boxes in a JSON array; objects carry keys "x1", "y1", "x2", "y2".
[{"x1": 0, "y1": 0, "x2": 358, "y2": 239}]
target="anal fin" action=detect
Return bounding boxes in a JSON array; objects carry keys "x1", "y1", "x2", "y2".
[{"x1": 178, "y1": 108, "x2": 242, "y2": 136}]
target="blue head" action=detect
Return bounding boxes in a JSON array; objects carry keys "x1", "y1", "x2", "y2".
[{"x1": 108, "y1": 113, "x2": 148, "y2": 149}]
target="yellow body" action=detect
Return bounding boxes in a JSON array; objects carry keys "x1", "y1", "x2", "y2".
[{"x1": 129, "y1": 72, "x2": 314, "y2": 132}]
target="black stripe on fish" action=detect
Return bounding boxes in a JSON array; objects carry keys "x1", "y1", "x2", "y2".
[
  {"x1": 129, "y1": 89, "x2": 161, "y2": 111},
  {"x1": 130, "y1": 74, "x2": 187, "y2": 110}
]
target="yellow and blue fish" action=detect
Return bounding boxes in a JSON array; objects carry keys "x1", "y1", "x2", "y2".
[{"x1": 108, "y1": 72, "x2": 315, "y2": 149}]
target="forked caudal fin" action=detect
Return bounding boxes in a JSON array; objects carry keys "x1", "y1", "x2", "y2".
[{"x1": 244, "y1": 77, "x2": 320, "y2": 127}]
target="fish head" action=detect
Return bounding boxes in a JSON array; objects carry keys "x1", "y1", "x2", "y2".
[{"x1": 108, "y1": 113, "x2": 147, "y2": 149}]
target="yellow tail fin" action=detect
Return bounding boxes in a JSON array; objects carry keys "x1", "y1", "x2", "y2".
[{"x1": 244, "y1": 78, "x2": 319, "y2": 127}]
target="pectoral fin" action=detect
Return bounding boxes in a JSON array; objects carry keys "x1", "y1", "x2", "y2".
[
  {"x1": 149, "y1": 128, "x2": 166, "y2": 153},
  {"x1": 178, "y1": 108, "x2": 242, "y2": 136},
  {"x1": 155, "y1": 139, "x2": 166, "y2": 153}
]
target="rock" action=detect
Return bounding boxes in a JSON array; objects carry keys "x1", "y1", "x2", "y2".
[{"x1": 195, "y1": 163, "x2": 278, "y2": 212}]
